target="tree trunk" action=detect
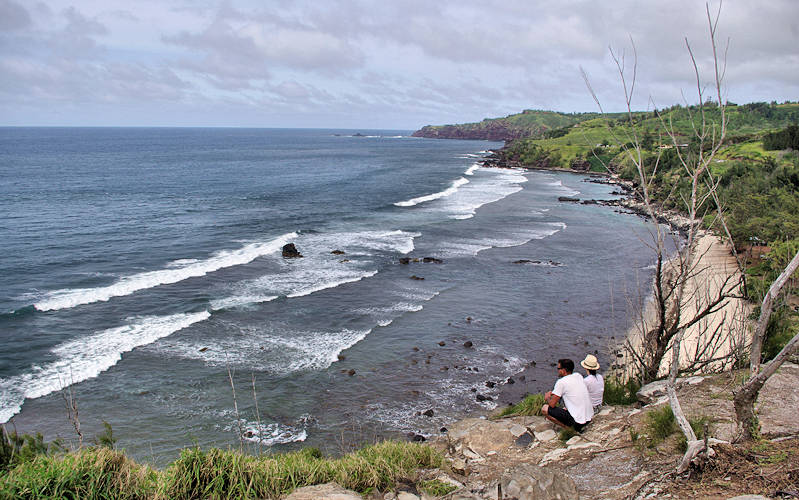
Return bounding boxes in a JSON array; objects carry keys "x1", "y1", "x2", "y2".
[
  {"x1": 734, "y1": 331, "x2": 799, "y2": 442},
  {"x1": 750, "y1": 250, "x2": 799, "y2": 375}
]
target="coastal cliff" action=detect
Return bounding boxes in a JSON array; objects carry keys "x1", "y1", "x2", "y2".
[{"x1": 411, "y1": 110, "x2": 599, "y2": 141}]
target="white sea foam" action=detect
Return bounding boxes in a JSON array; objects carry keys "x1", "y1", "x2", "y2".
[
  {"x1": 464, "y1": 163, "x2": 480, "y2": 176},
  {"x1": 167, "y1": 326, "x2": 372, "y2": 374},
  {"x1": 287, "y1": 270, "x2": 378, "y2": 298},
  {"x1": 394, "y1": 177, "x2": 469, "y2": 207},
  {"x1": 438, "y1": 223, "x2": 567, "y2": 257},
  {"x1": 210, "y1": 294, "x2": 278, "y2": 311},
  {"x1": 237, "y1": 415, "x2": 312, "y2": 446},
  {"x1": 206, "y1": 230, "x2": 416, "y2": 310},
  {"x1": 34, "y1": 233, "x2": 298, "y2": 311},
  {"x1": 0, "y1": 311, "x2": 210, "y2": 424}
]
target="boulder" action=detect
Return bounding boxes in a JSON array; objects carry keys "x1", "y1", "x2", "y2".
[
  {"x1": 409, "y1": 275, "x2": 424, "y2": 280},
  {"x1": 446, "y1": 418, "x2": 515, "y2": 455},
  {"x1": 284, "y1": 482, "x2": 362, "y2": 500},
  {"x1": 557, "y1": 196, "x2": 580, "y2": 202},
  {"x1": 422, "y1": 257, "x2": 443, "y2": 264},
  {"x1": 490, "y1": 464, "x2": 578, "y2": 500},
  {"x1": 282, "y1": 243, "x2": 303, "y2": 258},
  {"x1": 399, "y1": 257, "x2": 411, "y2": 265},
  {"x1": 463, "y1": 341, "x2": 473, "y2": 348},
  {"x1": 331, "y1": 250, "x2": 346, "y2": 255}
]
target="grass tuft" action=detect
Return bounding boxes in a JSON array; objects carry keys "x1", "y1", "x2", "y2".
[
  {"x1": 644, "y1": 406, "x2": 678, "y2": 446},
  {"x1": 558, "y1": 427, "x2": 579, "y2": 444},
  {"x1": 0, "y1": 447, "x2": 156, "y2": 499},
  {"x1": 495, "y1": 393, "x2": 545, "y2": 418},
  {"x1": 0, "y1": 440, "x2": 442, "y2": 500},
  {"x1": 418, "y1": 478, "x2": 457, "y2": 496}
]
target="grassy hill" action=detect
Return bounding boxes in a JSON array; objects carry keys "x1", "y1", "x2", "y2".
[{"x1": 411, "y1": 109, "x2": 613, "y2": 141}]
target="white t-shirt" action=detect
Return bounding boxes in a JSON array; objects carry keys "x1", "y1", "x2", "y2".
[
  {"x1": 553, "y1": 372, "x2": 594, "y2": 424},
  {"x1": 583, "y1": 373, "x2": 604, "y2": 408}
]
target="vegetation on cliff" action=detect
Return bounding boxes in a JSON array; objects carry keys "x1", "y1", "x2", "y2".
[
  {"x1": 411, "y1": 109, "x2": 612, "y2": 141},
  {"x1": 0, "y1": 439, "x2": 442, "y2": 499}
]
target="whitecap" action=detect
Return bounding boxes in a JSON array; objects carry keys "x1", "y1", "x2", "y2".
[
  {"x1": 394, "y1": 177, "x2": 469, "y2": 207},
  {"x1": 236, "y1": 415, "x2": 312, "y2": 446},
  {"x1": 0, "y1": 311, "x2": 211, "y2": 424},
  {"x1": 464, "y1": 163, "x2": 480, "y2": 176},
  {"x1": 35, "y1": 233, "x2": 298, "y2": 311}
]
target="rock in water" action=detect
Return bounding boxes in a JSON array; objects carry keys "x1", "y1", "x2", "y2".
[{"x1": 282, "y1": 243, "x2": 303, "y2": 258}]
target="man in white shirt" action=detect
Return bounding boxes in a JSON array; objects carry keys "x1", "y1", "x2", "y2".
[{"x1": 542, "y1": 358, "x2": 593, "y2": 432}]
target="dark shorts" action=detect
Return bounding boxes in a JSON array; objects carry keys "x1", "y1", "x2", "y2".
[{"x1": 548, "y1": 406, "x2": 589, "y2": 432}]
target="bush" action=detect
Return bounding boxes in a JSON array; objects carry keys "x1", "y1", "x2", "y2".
[
  {"x1": 0, "y1": 429, "x2": 64, "y2": 473},
  {"x1": 603, "y1": 377, "x2": 640, "y2": 405},
  {"x1": 495, "y1": 394, "x2": 545, "y2": 417}
]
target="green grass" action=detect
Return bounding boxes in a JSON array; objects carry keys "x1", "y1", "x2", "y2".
[
  {"x1": 495, "y1": 393, "x2": 545, "y2": 418},
  {"x1": 418, "y1": 479, "x2": 457, "y2": 496},
  {"x1": 644, "y1": 406, "x2": 678, "y2": 446},
  {"x1": 558, "y1": 427, "x2": 579, "y2": 444},
  {"x1": 0, "y1": 441, "x2": 443, "y2": 500},
  {"x1": 676, "y1": 415, "x2": 714, "y2": 452}
]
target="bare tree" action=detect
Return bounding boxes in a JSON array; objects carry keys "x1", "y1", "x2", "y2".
[
  {"x1": 584, "y1": 2, "x2": 751, "y2": 471},
  {"x1": 733, "y1": 250, "x2": 799, "y2": 442}
]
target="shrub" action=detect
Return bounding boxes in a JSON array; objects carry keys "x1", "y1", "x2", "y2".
[
  {"x1": 603, "y1": 377, "x2": 641, "y2": 405},
  {"x1": 0, "y1": 429, "x2": 64, "y2": 473}
]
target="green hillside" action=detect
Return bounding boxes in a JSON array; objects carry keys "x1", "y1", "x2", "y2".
[{"x1": 412, "y1": 109, "x2": 614, "y2": 141}]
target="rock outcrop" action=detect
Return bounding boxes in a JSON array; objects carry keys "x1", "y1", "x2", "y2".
[{"x1": 282, "y1": 243, "x2": 303, "y2": 258}]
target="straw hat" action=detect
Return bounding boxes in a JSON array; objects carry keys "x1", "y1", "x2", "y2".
[{"x1": 580, "y1": 354, "x2": 600, "y2": 371}]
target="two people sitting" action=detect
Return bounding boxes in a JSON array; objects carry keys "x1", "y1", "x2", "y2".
[{"x1": 542, "y1": 355, "x2": 603, "y2": 432}]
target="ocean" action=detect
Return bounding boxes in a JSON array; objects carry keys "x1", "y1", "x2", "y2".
[{"x1": 0, "y1": 127, "x2": 655, "y2": 464}]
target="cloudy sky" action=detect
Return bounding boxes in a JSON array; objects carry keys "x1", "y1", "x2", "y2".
[{"x1": 1, "y1": 0, "x2": 797, "y2": 129}]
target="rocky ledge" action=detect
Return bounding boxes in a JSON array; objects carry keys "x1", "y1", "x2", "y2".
[{"x1": 292, "y1": 364, "x2": 799, "y2": 499}]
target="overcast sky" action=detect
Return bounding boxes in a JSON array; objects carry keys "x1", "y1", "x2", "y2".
[{"x1": 1, "y1": 0, "x2": 797, "y2": 129}]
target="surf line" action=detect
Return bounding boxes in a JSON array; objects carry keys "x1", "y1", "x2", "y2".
[
  {"x1": 34, "y1": 232, "x2": 298, "y2": 312},
  {"x1": 394, "y1": 177, "x2": 469, "y2": 207}
]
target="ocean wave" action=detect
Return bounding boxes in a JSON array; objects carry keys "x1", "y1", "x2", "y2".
[
  {"x1": 287, "y1": 270, "x2": 378, "y2": 298},
  {"x1": 438, "y1": 223, "x2": 567, "y2": 257},
  {"x1": 394, "y1": 177, "x2": 469, "y2": 207},
  {"x1": 210, "y1": 295, "x2": 279, "y2": 311},
  {"x1": 464, "y1": 163, "x2": 480, "y2": 176},
  {"x1": 34, "y1": 233, "x2": 298, "y2": 312},
  {"x1": 205, "y1": 230, "x2": 416, "y2": 310},
  {"x1": 0, "y1": 311, "x2": 210, "y2": 424},
  {"x1": 164, "y1": 326, "x2": 371, "y2": 375}
]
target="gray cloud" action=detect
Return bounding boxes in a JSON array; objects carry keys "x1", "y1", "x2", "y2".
[
  {"x1": 0, "y1": 0, "x2": 31, "y2": 31},
  {"x1": 1, "y1": 0, "x2": 797, "y2": 127}
]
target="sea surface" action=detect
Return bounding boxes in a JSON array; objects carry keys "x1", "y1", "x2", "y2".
[{"x1": 0, "y1": 127, "x2": 656, "y2": 464}]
